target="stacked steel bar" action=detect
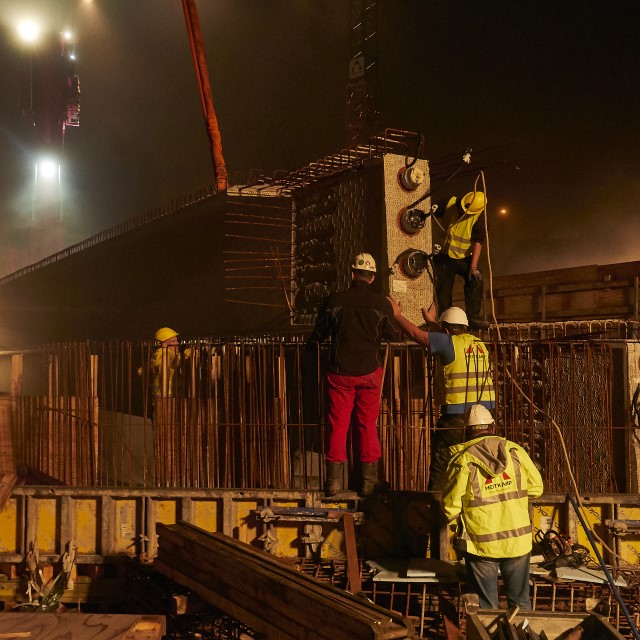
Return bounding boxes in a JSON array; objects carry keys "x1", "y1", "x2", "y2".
[{"x1": 155, "y1": 521, "x2": 414, "y2": 640}]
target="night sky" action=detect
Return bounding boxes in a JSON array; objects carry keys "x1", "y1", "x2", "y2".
[{"x1": 0, "y1": 0, "x2": 639, "y2": 278}]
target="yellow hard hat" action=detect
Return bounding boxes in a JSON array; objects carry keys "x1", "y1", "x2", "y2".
[
  {"x1": 155, "y1": 327, "x2": 178, "y2": 342},
  {"x1": 460, "y1": 191, "x2": 486, "y2": 214},
  {"x1": 352, "y1": 252, "x2": 377, "y2": 273}
]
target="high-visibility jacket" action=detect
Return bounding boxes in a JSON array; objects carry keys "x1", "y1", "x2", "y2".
[
  {"x1": 151, "y1": 346, "x2": 194, "y2": 397},
  {"x1": 443, "y1": 435, "x2": 544, "y2": 558},
  {"x1": 441, "y1": 334, "x2": 495, "y2": 409},
  {"x1": 440, "y1": 196, "x2": 482, "y2": 259}
]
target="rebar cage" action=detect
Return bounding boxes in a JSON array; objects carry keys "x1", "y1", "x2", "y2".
[{"x1": 0, "y1": 337, "x2": 631, "y2": 493}]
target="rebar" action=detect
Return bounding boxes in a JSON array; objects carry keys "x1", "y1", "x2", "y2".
[{"x1": 2, "y1": 337, "x2": 623, "y2": 494}]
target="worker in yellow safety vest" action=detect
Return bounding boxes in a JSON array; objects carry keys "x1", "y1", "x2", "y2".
[
  {"x1": 386, "y1": 300, "x2": 495, "y2": 489},
  {"x1": 443, "y1": 404, "x2": 544, "y2": 610},
  {"x1": 138, "y1": 327, "x2": 190, "y2": 398},
  {"x1": 432, "y1": 191, "x2": 489, "y2": 330}
]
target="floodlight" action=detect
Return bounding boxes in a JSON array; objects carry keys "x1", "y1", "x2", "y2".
[
  {"x1": 17, "y1": 20, "x2": 41, "y2": 43},
  {"x1": 38, "y1": 159, "x2": 58, "y2": 180}
]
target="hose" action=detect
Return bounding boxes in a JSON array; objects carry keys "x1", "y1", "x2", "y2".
[{"x1": 567, "y1": 493, "x2": 640, "y2": 640}]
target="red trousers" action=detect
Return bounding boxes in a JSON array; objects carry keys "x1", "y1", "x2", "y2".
[{"x1": 326, "y1": 368, "x2": 383, "y2": 463}]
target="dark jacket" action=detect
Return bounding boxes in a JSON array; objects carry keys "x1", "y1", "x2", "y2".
[{"x1": 307, "y1": 279, "x2": 398, "y2": 376}]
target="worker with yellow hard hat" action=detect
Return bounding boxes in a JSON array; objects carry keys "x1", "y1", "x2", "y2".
[
  {"x1": 431, "y1": 190, "x2": 489, "y2": 330},
  {"x1": 137, "y1": 327, "x2": 188, "y2": 397}
]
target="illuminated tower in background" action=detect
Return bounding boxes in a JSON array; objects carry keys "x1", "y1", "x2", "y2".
[{"x1": 17, "y1": 21, "x2": 80, "y2": 265}]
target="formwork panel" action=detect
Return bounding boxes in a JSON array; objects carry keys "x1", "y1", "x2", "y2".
[
  {"x1": 267, "y1": 499, "x2": 307, "y2": 558},
  {"x1": 236, "y1": 500, "x2": 261, "y2": 546},
  {"x1": 75, "y1": 498, "x2": 98, "y2": 555},
  {"x1": 0, "y1": 498, "x2": 19, "y2": 554},
  {"x1": 616, "y1": 504, "x2": 640, "y2": 565},
  {"x1": 114, "y1": 499, "x2": 139, "y2": 556},
  {"x1": 34, "y1": 498, "x2": 58, "y2": 554},
  {"x1": 155, "y1": 500, "x2": 178, "y2": 525},
  {"x1": 191, "y1": 499, "x2": 220, "y2": 533},
  {"x1": 532, "y1": 503, "x2": 564, "y2": 534},
  {"x1": 382, "y1": 154, "x2": 432, "y2": 326},
  {"x1": 576, "y1": 503, "x2": 605, "y2": 560},
  {"x1": 291, "y1": 153, "x2": 431, "y2": 327}
]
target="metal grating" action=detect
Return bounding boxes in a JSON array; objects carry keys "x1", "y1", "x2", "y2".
[
  {"x1": 496, "y1": 341, "x2": 618, "y2": 494},
  {"x1": 489, "y1": 320, "x2": 640, "y2": 341}
]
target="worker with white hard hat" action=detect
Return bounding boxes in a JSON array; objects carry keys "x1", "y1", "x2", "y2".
[
  {"x1": 307, "y1": 252, "x2": 398, "y2": 498},
  {"x1": 431, "y1": 190, "x2": 489, "y2": 330},
  {"x1": 442, "y1": 403, "x2": 544, "y2": 610},
  {"x1": 386, "y1": 298, "x2": 495, "y2": 489}
]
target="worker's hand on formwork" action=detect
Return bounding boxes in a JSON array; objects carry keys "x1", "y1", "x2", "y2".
[
  {"x1": 422, "y1": 303, "x2": 437, "y2": 324},
  {"x1": 386, "y1": 296, "x2": 402, "y2": 318}
]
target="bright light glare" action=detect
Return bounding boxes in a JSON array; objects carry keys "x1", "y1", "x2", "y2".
[
  {"x1": 38, "y1": 160, "x2": 58, "y2": 180},
  {"x1": 69, "y1": 53, "x2": 76, "y2": 60},
  {"x1": 499, "y1": 208, "x2": 508, "y2": 216},
  {"x1": 62, "y1": 30, "x2": 73, "y2": 41},
  {"x1": 17, "y1": 20, "x2": 41, "y2": 43}
]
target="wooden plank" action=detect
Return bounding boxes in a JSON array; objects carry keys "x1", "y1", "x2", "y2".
[
  {"x1": 0, "y1": 613, "x2": 165, "y2": 640},
  {"x1": 154, "y1": 559, "x2": 299, "y2": 640},
  {"x1": 156, "y1": 538, "x2": 375, "y2": 637},
  {"x1": 156, "y1": 522, "x2": 412, "y2": 640},
  {"x1": 0, "y1": 398, "x2": 17, "y2": 475}
]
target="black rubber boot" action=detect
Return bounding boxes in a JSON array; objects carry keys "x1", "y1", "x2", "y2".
[
  {"x1": 359, "y1": 462, "x2": 379, "y2": 498},
  {"x1": 324, "y1": 462, "x2": 343, "y2": 497}
]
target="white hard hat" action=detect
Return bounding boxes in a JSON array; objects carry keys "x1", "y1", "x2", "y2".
[
  {"x1": 439, "y1": 306, "x2": 468, "y2": 326},
  {"x1": 466, "y1": 404, "x2": 494, "y2": 429},
  {"x1": 352, "y1": 253, "x2": 376, "y2": 273}
]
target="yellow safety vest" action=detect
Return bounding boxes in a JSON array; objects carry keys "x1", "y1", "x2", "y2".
[
  {"x1": 441, "y1": 197, "x2": 482, "y2": 259},
  {"x1": 442, "y1": 334, "x2": 495, "y2": 407},
  {"x1": 443, "y1": 435, "x2": 544, "y2": 557},
  {"x1": 152, "y1": 346, "x2": 182, "y2": 397}
]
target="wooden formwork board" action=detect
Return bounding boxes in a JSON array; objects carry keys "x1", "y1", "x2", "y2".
[{"x1": 0, "y1": 612, "x2": 165, "y2": 639}]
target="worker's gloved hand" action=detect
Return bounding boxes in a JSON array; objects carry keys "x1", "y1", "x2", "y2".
[{"x1": 469, "y1": 266, "x2": 483, "y2": 283}]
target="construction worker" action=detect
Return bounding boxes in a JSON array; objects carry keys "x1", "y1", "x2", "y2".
[
  {"x1": 443, "y1": 404, "x2": 544, "y2": 610},
  {"x1": 139, "y1": 327, "x2": 186, "y2": 397},
  {"x1": 432, "y1": 191, "x2": 489, "y2": 330},
  {"x1": 386, "y1": 300, "x2": 495, "y2": 490},
  {"x1": 307, "y1": 253, "x2": 398, "y2": 497}
]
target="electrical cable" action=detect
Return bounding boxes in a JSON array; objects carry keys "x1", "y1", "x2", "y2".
[
  {"x1": 404, "y1": 133, "x2": 424, "y2": 169},
  {"x1": 407, "y1": 149, "x2": 472, "y2": 210},
  {"x1": 567, "y1": 494, "x2": 640, "y2": 640}
]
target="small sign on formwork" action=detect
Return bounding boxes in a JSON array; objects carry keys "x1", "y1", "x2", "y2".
[{"x1": 349, "y1": 55, "x2": 365, "y2": 80}]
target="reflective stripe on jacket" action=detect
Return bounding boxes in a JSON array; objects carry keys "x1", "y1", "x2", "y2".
[
  {"x1": 443, "y1": 435, "x2": 544, "y2": 558},
  {"x1": 441, "y1": 196, "x2": 482, "y2": 259},
  {"x1": 442, "y1": 334, "x2": 495, "y2": 407}
]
